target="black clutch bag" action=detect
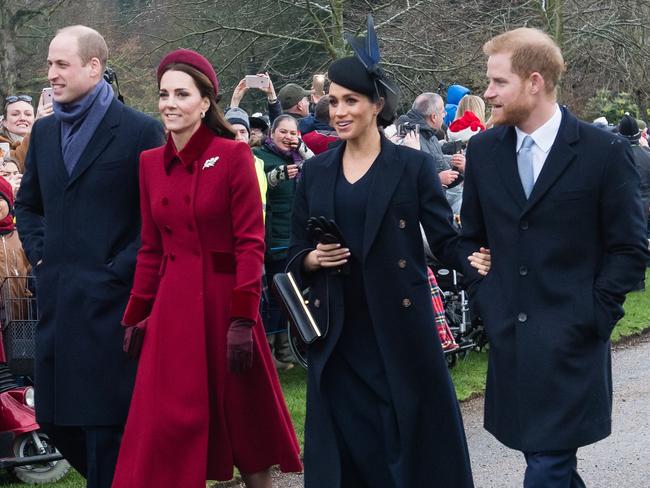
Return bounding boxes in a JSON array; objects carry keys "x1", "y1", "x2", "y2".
[{"x1": 272, "y1": 271, "x2": 323, "y2": 344}]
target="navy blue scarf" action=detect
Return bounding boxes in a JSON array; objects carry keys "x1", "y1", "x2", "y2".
[{"x1": 54, "y1": 80, "x2": 114, "y2": 175}]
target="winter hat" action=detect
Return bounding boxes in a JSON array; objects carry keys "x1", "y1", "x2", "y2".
[
  {"x1": 618, "y1": 113, "x2": 641, "y2": 143},
  {"x1": 157, "y1": 49, "x2": 219, "y2": 96},
  {"x1": 250, "y1": 113, "x2": 270, "y2": 132},
  {"x1": 278, "y1": 83, "x2": 311, "y2": 110},
  {"x1": 447, "y1": 111, "x2": 485, "y2": 142},
  {"x1": 225, "y1": 107, "x2": 250, "y2": 133}
]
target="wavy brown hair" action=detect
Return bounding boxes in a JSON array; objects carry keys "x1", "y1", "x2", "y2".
[{"x1": 159, "y1": 62, "x2": 236, "y2": 140}]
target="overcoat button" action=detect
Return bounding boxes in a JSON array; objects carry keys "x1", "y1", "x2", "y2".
[
  {"x1": 520, "y1": 220, "x2": 529, "y2": 230},
  {"x1": 169, "y1": 253, "x2": 176, "y2": 261},
  {"x1": 192, "y1": 249, "x2": 199, "y2": 256},
  {"x1": 518, "y1": 312, "x2": 528, "y2": 323},
  {"x1": 161, "y1": 197, "x2": 169, "y2": 206},
  {"x1": 519, "y1": 266, "x2": 528, "y2": 276},
  {"x1": 313, "y1": 299, "x2": 321, "y2": 308},
  {"x1": 184, "y1": 195, "x2": 191, "y2": 204},
  {"x1": 187, "y1": 224, "x2": 195, "y2": 232},
  {"x1": 402, "y1": 298, "x2": 412, "y2": 308},
  {"x1": 398, "y1": 219, "x2": 407, "y2": 229},
  {"x1": 398, "y1": 259, "x2": 407, "y2": 269},
  {"x1": 164, "y1": 225, "x2": 172, "y2": 235}
]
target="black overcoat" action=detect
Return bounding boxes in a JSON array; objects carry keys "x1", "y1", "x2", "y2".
[
  {"x1": 459, "y1": 107, "x2": 649, "y2": 452},
  {"x1": 288, "y1": 137, "x2": 474, "y2": 488},
  {"x1": 15, "y1": 99, "x2": 164, "y2": 426}
]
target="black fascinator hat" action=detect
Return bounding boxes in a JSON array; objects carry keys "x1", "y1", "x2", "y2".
[{"x1": 328, "y1": 15, "x2": 400, "y2": 127}]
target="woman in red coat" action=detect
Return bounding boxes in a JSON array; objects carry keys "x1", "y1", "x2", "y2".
[{"x1": 111, "y1": 49, "x2": 302, "y2": 488}]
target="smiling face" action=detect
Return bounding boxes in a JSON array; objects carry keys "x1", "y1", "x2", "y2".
[
  {"x1": 328, "y1": 82, "x2": 380, "y2": 141},
  {"x1": 47, "y1": 33, "x2": 101, "y2": 104},
  {"x1": 271, "y1": 118, "x2": 299, "y2": 152},
  {"x1": 483, "y1": 52, "x2": 534, "y2": 127},
  {"x1": 3, "y1": 101, "x2": 35, "y2": 136},
  {"x1": 158, "y1": 70, "x2": 210, "y2": 140}
]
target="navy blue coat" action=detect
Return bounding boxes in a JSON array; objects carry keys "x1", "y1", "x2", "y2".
[
  {"x1": 288, "y1": 137, "x2": 474, "y2": 488},
  {"x1": 15, "y1": 99, "x2": 164, "y2": 426},
  {"x1": 459, "y1": 107, "x2": 649, "y2": 452}
]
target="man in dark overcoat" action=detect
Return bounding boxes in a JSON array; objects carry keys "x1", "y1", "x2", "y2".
[
  {"x1": 15, "y1": 25, "x2": 163, "y2": 488},
  {"x1": 459, "y1": 28, "x2": 649, "y2": 487}
]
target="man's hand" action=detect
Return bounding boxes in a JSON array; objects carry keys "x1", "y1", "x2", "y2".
[
  {"x1": 451, "y1": 153, "x2": 466, "y2": 173},
  {"x1": 402, "y1": 131, "x2": 421, "y2": 150},
  {"x1": 257, "y1": 72, "x2": 277, "y2": 102},
  {"x1": 439, "y1": 169, "x2": 460, "y2": 187},
  {"x1": 468, "y1": 247, "x2": 491, "y2": 276}
]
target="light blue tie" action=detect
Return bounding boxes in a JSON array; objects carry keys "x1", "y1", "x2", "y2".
[{"x1": 517, "y1": 135, "x2": 535, "y2": 198}]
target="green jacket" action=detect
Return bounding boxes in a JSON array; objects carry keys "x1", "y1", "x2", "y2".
[{"x1": 253, "y1": 145, "x2": 296, "y2": 261}]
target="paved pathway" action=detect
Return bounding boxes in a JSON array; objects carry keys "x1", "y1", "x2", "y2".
[{"x1": 218, "y1": 334, "x2": 650, "y2": 487}]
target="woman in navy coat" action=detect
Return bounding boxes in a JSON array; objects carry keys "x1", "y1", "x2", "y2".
[{"x1": 287, "y1": 24, "x2": 486, "y2": 487}]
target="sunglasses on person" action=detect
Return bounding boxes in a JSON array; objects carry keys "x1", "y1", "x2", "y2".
[{"x1": 4, "y1": 95, "x2": 33, "y2": 108}]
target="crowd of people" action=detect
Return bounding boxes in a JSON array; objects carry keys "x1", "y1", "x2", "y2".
[{"x1": 0, "y1": 16, "x2": 648, "y2": 488}]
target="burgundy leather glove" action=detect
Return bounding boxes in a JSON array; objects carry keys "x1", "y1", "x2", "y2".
[{"x1": 227, "y1": 318, "x2": 255, "y2": 373}]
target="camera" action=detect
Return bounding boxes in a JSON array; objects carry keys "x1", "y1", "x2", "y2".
[{"x1": 398, "y1": 122, "x2": 419, "y2": 137}]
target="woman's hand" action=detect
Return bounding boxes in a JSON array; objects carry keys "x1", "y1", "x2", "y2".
[
  {"x1": 36, "y1": 92, "x2": 54, "y2": 120},
  {"x1": 286, "y1": 164, "x2": 300, "y2": 179},
  {"x1": 468, "y1": 247, "x2": 491, "y2": 276},
  {"x1": 304, "y1": 243, "x2": 350, "y2": 272},
  {"x1": 257, "y1": 72, "x2": 277, "y2": 101},
  {"x1": 230, "y1": 79, "x2": 249, "y2": 108}
]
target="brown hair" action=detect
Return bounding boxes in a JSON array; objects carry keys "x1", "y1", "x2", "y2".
[
  {"x1": 160, "y1": 63, "x2": 236, "y2": 140},
  {"x1": 57, "y1": 25, "x2": 108, "y2": 70},
  {"x1": 456, "y1": 95, "x2": 486, "y2": 124},
  {"x1": 483, "y1": 27, "x2": 565, "y2": 94}
]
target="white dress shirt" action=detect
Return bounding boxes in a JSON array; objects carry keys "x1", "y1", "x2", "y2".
[{"x1": 515, "y1": 104, "x2": 563, "y2": 182}]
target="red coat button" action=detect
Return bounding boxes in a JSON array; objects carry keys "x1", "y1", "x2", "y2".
[
  {"x1": 164, "y1": 225, "x2": 172, "y2": 235},
  {"x1": 184, "y1": 195, "x2": 191, "y2": 205},
  {"x1": 161, "y1": 197, "x2": 169, "y2": 206}
]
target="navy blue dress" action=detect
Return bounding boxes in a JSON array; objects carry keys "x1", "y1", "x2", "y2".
[{"x1": 321, "y1": 159, "x2": 398, "y2": 487}]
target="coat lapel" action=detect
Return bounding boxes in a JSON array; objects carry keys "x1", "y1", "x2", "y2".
[
  {"x1": 312, "y1": 141, "x2": 344, "y2": 220},
  {"x1": 49, "y1": 118, "x2": 71, "y2": 186},
  {"x1": 67, "y1": 100, "x2": 121, "y2": 187},
  {"x1": 523, "y1": 108, "x2": 578, "y2": 214},
  {"x1": 493, "y1": 125, "x2": 528, "y2": 210},
  {"x1": 362, "y1": 137, "x2": 406, "y2": 259}
]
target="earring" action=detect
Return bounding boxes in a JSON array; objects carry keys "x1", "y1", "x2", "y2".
[{"x1": 200, "y1": 111, "x2": 206, "y2": 119}]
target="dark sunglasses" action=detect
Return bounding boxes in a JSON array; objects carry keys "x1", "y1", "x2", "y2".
[{"x1": 4, "y1": 95, "x2": 33, "y2": 106}]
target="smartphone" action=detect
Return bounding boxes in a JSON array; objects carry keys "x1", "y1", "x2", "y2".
[
  {"x1": 42, "y1": 87, "x2": 53, "y2": 105},
  {"x1": 245, "y1": 75, "x2": 269, "y2": 90},
  {"x1": 398, "y1": 122, "x2": 420, "y2": 137}
]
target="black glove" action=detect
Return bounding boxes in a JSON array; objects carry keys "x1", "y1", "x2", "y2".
[{"x1": 307, "y1": 216, "x2": 346, "y2": 247}]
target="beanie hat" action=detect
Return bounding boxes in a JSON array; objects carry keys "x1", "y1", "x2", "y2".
[
  {"x1": 157, "y1": 49, "x2": 219, "y2": 96},
  {"x1": 278, "y1": 83, "x2": 311, "y2": 110},
  {"x1": 224, "y1": 107, "x2": 250, "y2": 133},
  {"x1": 618, "y1": 113, "x2": 641, "y2": 143},
  {"x1": 447, "y1": 111, "x2": 485, "y2": 142}
]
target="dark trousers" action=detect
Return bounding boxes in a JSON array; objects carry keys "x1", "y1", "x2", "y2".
[
  {"x1": 523, "y1": 449, "x2": 586, "y2": 488},
  {"x1": 39, "y1": 423, "x2": 122, "y2": 488}
]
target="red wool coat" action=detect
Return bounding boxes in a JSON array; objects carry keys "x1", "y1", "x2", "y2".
[{"x1": 111, "y1": 124, "x2": 301, "y2": 487}]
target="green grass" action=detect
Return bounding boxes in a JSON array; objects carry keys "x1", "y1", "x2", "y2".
[{"x1": 4, "y1": 270, "x2": 648, "y2": 486}]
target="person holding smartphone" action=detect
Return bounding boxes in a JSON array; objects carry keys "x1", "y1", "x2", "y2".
[{"x1": 229, "y1": 72, "x2": 281, "y2": 124}]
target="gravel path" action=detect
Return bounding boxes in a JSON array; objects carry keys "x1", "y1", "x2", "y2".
[{"x1": 216, "y1": 334, "x2": 650, "y2": 487}]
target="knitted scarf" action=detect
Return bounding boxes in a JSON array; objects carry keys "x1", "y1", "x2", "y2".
[{"x1": 54, "y1": 79, "x2": 114, "y2": 175}]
